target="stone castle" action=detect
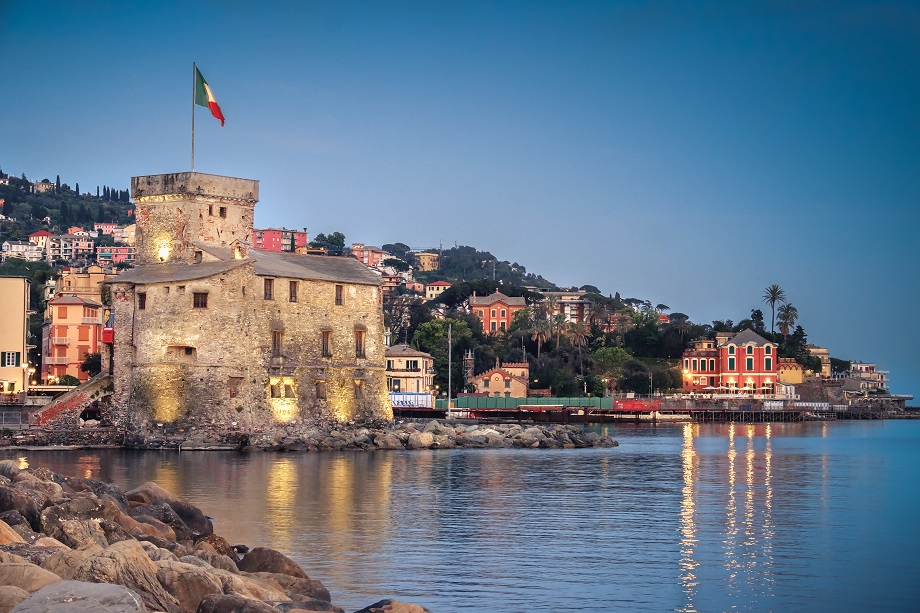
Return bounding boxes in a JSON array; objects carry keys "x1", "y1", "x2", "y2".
[{"x1": 105, "y1": 171, "x2": 392, "y2": 433}]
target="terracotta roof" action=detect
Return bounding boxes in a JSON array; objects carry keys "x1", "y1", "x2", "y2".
[
  {"x1": 470, "y1": 291, "x2": 526, "y2": 306},
  {"x1": 48, "y1": 295, "x2": 103, "y2": 307},
  {"x1": 29, "y1": 230, "x2": 53, "y2": 237},
  {"x1": 385, "y1": 344, "x2": 433, "y2": 359},
  {"x1": 426, "y1": 281, "x2": 452, "y2": 287}
]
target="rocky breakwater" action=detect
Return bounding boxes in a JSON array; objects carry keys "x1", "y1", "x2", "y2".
[
  {"x1": 256, "y1": 421, "x2": 619, "y2": 453},
  {"x1": 0, "y1": 460, "x2": 429, "y2": 613}
]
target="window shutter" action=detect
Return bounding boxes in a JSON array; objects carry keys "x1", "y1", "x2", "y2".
[
  {"x1": 15, "y1": 352, "x2": 20, "y2": 367},
  {"x1": 0, "y1": 353, "x2": 5, "y2": 367}
]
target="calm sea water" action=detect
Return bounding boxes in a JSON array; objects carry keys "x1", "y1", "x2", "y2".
[{"x1": 3, "y1": 420, "x2": 919, "y2": 612}]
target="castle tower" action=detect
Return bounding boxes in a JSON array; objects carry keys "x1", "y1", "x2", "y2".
[{"x1": 131, "y1": 172, "x2": 259, "y2": 265}]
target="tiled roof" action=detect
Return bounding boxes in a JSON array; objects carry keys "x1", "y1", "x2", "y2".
[
  {"x1": 106, "y1": 260, "x2": 247, "y2": 285},
  {"x1": 427, "y1": 281, "x2": 452, "y2": 287},
  {"x1": 724, "y1": 329, "x2": 773, "y2": 346},
  {"x1": 385, "y1": 344, "x2": 433, "y2": 359},
  {"x1": 252, "y1": 251, "x2": 380, "y2": 285},
  {"x1": 470, "y1": 291, "x2": 527, "y2": 306},
  {"x1": 49, "y1": 295, "x2": 103, "y2": 307}
]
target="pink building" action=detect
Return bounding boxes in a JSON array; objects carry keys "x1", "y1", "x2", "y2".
[
  {"x1": 351, "y1": 243, "x2": 386, "y2": 268},
  {"x1": 93, "y1": 222, "x2": 120, "y2": 235},
  {"x1": 251, "y1": 228, "x2": 308, "y2": 252},
  {"x1": 96, "y1": 245, "x2": 136, "y2": 265}
]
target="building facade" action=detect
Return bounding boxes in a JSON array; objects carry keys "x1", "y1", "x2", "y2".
[
  {"x1": 470, "y1": 291, "x2": 527, "y2": 334},
  {"x1": 0, "y1": 276, "x2": 31, "y2": 394},
  {"x1": 107, "y1": 172, "x2": 391, "y2": 431},
  {"x1": 384, "y1": 344, "x2": 435, "y2": 393},
  {"x1": 425, "y1": 281, "x2": 451, "y2": 300},
  {"x1": 682, "y1": 329, "x2": 779, "y2": 394},
  {"x1": 472, "y1": 361, "x2": 529, "y2": 397},
  {"x1": 97, "y1": 245, "x2": 136, "y2": 265},
  {"x1": 351, "y1": 243, "x2": 386, "y2": 268},
  {"x1": 43, "y1": 295, "x2": 104, "y2": 383},
  {"x1": 413, "y1": 252, "x2": 439, "y2": 271},
  {"x1": 251, "y1": 228, "x2": 308, "y2": 253}
]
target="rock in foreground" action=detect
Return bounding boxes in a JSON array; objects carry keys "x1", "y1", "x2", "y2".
[{"x1": 0, "y1": 463, "x2": 430, "y2": 613}]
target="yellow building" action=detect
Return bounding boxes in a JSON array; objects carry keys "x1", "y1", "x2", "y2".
[
  {"x1": 425, "y1": 281, "x2": 451, "y2": 300},
  {"x1": 51, "y1": 265, "x2": 113, "y2": 306},
  {"x1": 472, "y1": 361, "x2": 529, "y2": 398},
  {"x1": 385, "y1": 344, "x2": 435, "y2": 393},
  {"x1": 0, "y1": 276, "x2": 32, "y2": 393},
  {"x1": 414, "y1": 252, "x2": 439, "y2": 271}
]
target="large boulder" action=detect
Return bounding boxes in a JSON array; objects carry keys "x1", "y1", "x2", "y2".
[
  {"x1": 154, "y1": 560, "x2": 223, "y2": 613},
  {"x1": 236, "y1": 547, "x2": 308, "y2": 579},
  {"x1": 70, "y1": 539, "x2": 180, "y2": 613},
  {"x1": 239, "y1": 571, "x2": 330, "y2": 602},
  {"x1": 0, "y1": 487, "x2": 41, "y2": 533},
  {"x1": 0, "y1": 552, "x2": 62, "y2": 594},
  {"x1": 124, "y1": 484, "x2": 212, "y2": 540},
  {"x1": 274, "y1": 599, "x2": 343, "y2": 612},
  {"x1": 405, "y1": 432, "x2": 434, "y2": 450},
  {"x1": 0, "y1": 461, "x2": 19, "y2": 481},
  {"x1": 0, "y1": 585, "x2": 29, "y2": 613},
  {"x1": 40, "y1": 546, "x2": 100, "y2": 580},
  {"x1": 194, "y1": 593, "x2": 277, "y2": 613},
  {"x1": 13, "y1": 474, "x2": 65, "y2": 506},
  {"x1": 372, "y1": 433, "x2": 402, "y2": 450},
  {"x1": 0, "y1": 519, "x2": 25, "y2": 545},
  {"x1": 353, "y1": 600, "x2": 432, "y2": 613},
  {"x1": 9, "y1": 580, "x2": 147, "y2": 613}
]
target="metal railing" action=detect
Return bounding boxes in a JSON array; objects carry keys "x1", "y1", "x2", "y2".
[
  {"x1": 44, "y1": 356, "x2": 69, "y2": 365},
  {"x1": 81, "y1": 317, "x2": 103, "y2": 325},
  {"x1": 52, "y1": 337, "x2": 69, "y2": 345}
]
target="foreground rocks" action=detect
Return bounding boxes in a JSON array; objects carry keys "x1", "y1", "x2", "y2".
[{"x1": 0, "y1": 460, "x2": 431, "y2": 613}]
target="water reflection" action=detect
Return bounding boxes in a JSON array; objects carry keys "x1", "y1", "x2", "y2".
[{"x1": 679, "y1": 422, "x2": 698, "y2": 613}]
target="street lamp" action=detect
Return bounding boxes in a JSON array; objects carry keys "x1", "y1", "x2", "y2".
[{"x1": 648, "y1": 372, "x2": 653, "y2": 397}]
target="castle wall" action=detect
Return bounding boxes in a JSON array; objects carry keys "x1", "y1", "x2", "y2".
[{"x1": 110, "y1": 265, "x2": 391, "y2": 434}]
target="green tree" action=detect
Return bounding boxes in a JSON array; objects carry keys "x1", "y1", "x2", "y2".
[
  {"x1": 412, "y1": 318, "x2": 474, "y2": 395},
  {"x1": 80, "y1": 353, "x2": 102, "y2": 376},
  {"x1": 381, "y1": 257, "x2": 409, "y2": 272},
  {"x1": 762, "y1": 284, "x2": 786, "y2": 334},
  {"x1": 592, "y1": 346, "x2": 631, "y2": 378},
  {"x1": 59, "y1": 374, "x2": 80, "y2": 386}
]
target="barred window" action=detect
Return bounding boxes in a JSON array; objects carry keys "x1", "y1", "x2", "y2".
[
  {"x1": 193, "y1": 292, "x2": 208, "y2": 309},
  {"x1": 264, "y1": 279, "x2": 274, "y2": 300},
  {"x1": 322, "y1": 331, "x2": 332, "y2": 357}
]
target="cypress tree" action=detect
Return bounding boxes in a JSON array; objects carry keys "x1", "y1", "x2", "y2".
[
  {"x1": 75, "y1": 182, "x2": 80, "y2": 197},
  {"x1": 96, "y1": 186, "x2": 100, "y2": 198},
  {"x1": 55, "y1": 175, "x2": 61, "y2": 194}
]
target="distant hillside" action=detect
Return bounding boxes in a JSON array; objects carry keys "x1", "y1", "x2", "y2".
[
  {"x1": 0, "y1": 169, "x2": 132, "y2": 241},
  {"x1": 415, "y1": 245, "x2": 559, "y2": 290}
]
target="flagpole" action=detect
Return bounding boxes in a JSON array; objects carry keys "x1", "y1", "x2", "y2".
[{"x1": 191, "y1": 62, "x2": 196, "y2": 172}]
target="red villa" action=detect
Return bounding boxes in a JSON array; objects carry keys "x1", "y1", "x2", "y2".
[
  {"x1": 682, "y1": 329, "x2": 779, "y2": 394},
  {"x1": 470, "y1": 291, "x2": 527, "y2": 334}
]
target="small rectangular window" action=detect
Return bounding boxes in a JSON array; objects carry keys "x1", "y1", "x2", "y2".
[
  {"x1": 483, "y1": 379, "x2": 489, "y2": 388},
  {"x1": 746, "y1": 357, "x2": 754, "y2": 370},
  {"x1": 193, "y1": 292, "x2": 208, "y2": 309},
  {"x1": 264, "y1": 279, "x2": 274, "y2": 300},
  {"x1": 316, "y1": 380, "x2": 327, "y2": 399},
  {"x1": 284, "y1": 383, "x2": 294, "y2": 398},
  {"x1": 270, "y1": 383, "x2": 282, "y2": 398},
  {"x1": 289, "y1": 281, "x2": 298, "y2": 302},
  {"x1": 490, "y1": 321, "x2": 496, "y2": 331},
  {"x1": 728, "y1": 357, "x2": 736, "y2": 370},
  {"x1": 335, "y1": 284, "x2": 343, "y2": 306},
  {"x1": 58, "y1": 306, "x2": 68, "y2": 319},
  {"x1": 272, "y1": 330, "x2": 283, "y2": 358},
  {"x1": 504, "y1": 379, "x2": 510, "y2": 388},
  {"x1": 765, "y1": 358, "x2": 772, "y2": 371},
  {"x1": 228, "y1": 376, "x2": 243, "y2": 398},
  {"x1": 137, "y1": 293, "x2": 146, "y2": 310},
  {"x1": 355, "y1": 330, "x2": 366, "y2": 358},
  {"x1": 501, "y1": 309, "x2": 506, "y2": 318},
  {"x1": 354, "y1": 380, "x2": 364, "y2": 399},
  {"x1": 219, "y1": 207, "x2": 227, "y2": 218},
  {"x1": 322, "y1": 331, "x2": 332, "y2": 357},
  {"x1": 208, "y1": 205, "x2": 213, "y2": 216}
]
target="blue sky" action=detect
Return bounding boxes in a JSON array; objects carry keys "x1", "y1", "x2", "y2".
[{"x1": 2, "y1": 1, "x2": 918, "y2": 395}]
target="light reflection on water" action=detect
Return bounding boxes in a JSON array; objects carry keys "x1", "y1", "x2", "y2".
[{"x1": 3, "y1": 420, "x2": 920, "y2": 612}]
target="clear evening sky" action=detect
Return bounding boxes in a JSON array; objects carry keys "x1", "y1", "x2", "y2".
[{"x1": 2, "y1": 1, "x2": 918, "y2": 395}]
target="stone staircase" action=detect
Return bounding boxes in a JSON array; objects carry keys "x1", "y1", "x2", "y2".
[{"x1": 31, "y1": 373, "x2": 114, "y2": 428}]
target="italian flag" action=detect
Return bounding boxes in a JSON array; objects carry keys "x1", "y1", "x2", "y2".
[{"x1": 194, "y1": 67, "x2": 225, "y2": 126}]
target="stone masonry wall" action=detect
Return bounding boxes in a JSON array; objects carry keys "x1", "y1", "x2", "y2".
[{"x1": 110, "y1": 264, "x2": 391, "y2": 437}]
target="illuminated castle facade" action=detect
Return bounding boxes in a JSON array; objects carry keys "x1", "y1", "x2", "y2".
[{"x1": 107, "y1": 172, "x2": 391, "y2": 430}]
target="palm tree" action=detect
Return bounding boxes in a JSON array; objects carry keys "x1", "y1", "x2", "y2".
[
  {"x1": 565, "y1": 322, "x2": 590, "y2": 374},
  {"x1": 530, "y1": 319, "x2": 550, "y2": 359},
  {"x1": 776, "y1": 303, "x2": 798, "y2": 339},
  {"x1": 762, "y1": 284, "x2": 786, "y2": 334},
  {"x1": 552, "y1": 314, "x2": 567, "y2": 347},
  {"x1": 669, "y1": 313, "x2": 692, "y2": 341}
]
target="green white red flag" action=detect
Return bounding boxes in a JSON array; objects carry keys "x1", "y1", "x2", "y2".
[{"x1": 194, "y1": 67, "x2": 225, "y2": 126}]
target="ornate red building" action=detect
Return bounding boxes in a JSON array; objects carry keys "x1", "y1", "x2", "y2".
[
  {"x1": 470, "y1": 291, "x2": 527, "y2": 334},
  {"x1": 682, "y1": 329, "x2": 779, "y2": 394}
]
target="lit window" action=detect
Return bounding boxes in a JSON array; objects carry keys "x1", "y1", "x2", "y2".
[
  {"x1": 264, "y1": 279, "x2": 274, "y2": 300},
  {"x1": 193, "y1": 292, "x2": 208, "y2": 309}
]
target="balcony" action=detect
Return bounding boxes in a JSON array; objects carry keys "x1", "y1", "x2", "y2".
[
  {"x1": 52, "y1": 337, "x2": 69, "y2": 346},
  {"x1": 82, "y1": 317, "x2": 103, "y2": 325},
  {"x1": 44, "y1": 356, "x2": 69, "y2": 365}
]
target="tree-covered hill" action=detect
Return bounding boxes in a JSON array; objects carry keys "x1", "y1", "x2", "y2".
[{"x1": 414, "y1": 245, "x2": 559, "y2": 289}]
